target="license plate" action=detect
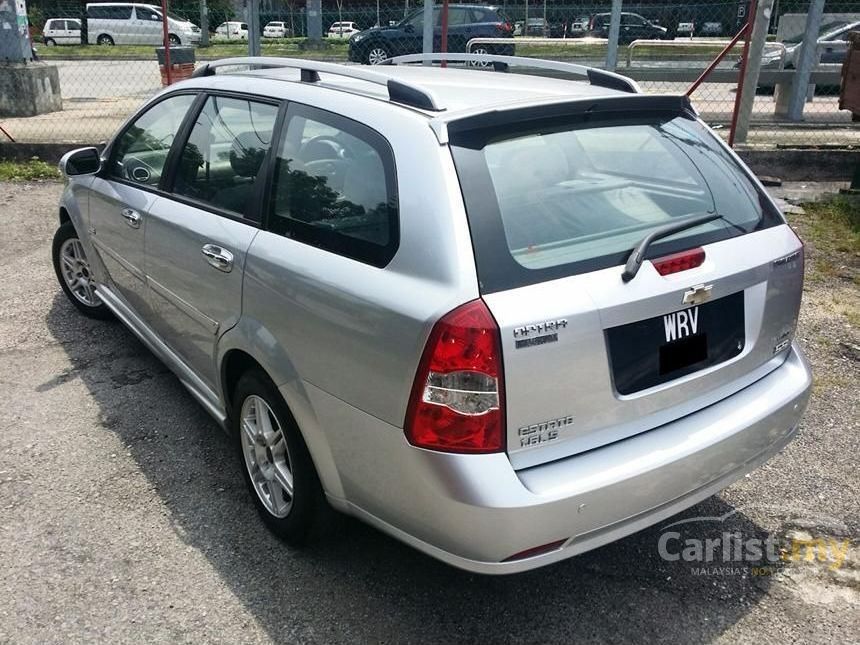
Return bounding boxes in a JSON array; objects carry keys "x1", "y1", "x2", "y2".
[{"x1": 606, "y1": 291, "x2": 745, "y2": 394}]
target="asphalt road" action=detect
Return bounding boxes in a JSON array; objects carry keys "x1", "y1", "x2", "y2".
[{"x1": 0, "y1": 180, "x2": 857, "y2": 643}]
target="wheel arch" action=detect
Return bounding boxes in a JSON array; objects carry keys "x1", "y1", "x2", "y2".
[{"x1": 217, "y1": 324, "x2": 346, "y2": 502}]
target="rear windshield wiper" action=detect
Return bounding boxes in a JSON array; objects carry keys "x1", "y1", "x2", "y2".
[{"x1": 621, "y1": 212, "x2": 721, "y2": 283}]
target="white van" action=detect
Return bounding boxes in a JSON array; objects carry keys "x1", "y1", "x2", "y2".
[
  {"x1": 86, "y1": 3, "x2": 201, "y2": 46},
  {"x1": 42, "y1": 18, "x2": 82, "y2": 45}
]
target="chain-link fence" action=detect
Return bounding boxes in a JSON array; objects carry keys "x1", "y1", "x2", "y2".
[{"x1": 2, "y1": 0, "x2": 858, "y2": 148}]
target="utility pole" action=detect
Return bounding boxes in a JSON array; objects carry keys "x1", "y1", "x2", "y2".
[
  {"x1": 422, "y1": 0, "x2": 433, "y2": 62},
  {"x1": 605, "y1": 0, "x2": 622, "y2": 70},
  {"x1": 246, "y1": 0, "x2": 261, "y2": 56},
  {"x1": 200, "y1": 0, "x2": 209, "y2": 47},
  {"x1": 0, "y1": 0, "x2": 33, "y2": 60},
  {"x1": 307, "y1": 0, "x2": 322, "y2": 42}
]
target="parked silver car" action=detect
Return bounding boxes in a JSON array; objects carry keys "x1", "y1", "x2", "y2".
[{"x1": 52, "y1": 55, "x2": 812, "y2": 574}]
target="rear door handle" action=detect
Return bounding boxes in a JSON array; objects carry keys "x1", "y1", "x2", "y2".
[
  {"x1": 120, "y1": 208, "x2": 141, "y2": 228},
  {"x1": 201, "y1": 243, "x2": 234, "y2": 273}
]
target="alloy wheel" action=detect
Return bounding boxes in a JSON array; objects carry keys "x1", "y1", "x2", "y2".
[
  {"x1": 240, "y1": 395, "x2": 294, "y2": 518},
  {"x1": 367, "y1": 47, "x2": 388, "y2": 65},
  {"x1": 59, "y1": 238, "x2": 101, "y2": 307}
]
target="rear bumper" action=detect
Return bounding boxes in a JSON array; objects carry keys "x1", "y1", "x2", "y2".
[{"x1": 342, "y1": 343, "x2": 812, "y2": 574}]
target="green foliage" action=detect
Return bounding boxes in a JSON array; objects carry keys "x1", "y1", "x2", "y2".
[{"x1": 0, "y1": 160, "x2": 61, "y2": 181}]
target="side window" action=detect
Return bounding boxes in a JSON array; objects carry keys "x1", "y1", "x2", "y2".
[
  {"x1": 446, "y1": 8, "x2": 472, "y2": 26},
  {"x1": 110, "y1": 6, "x2": 133, "y2": 19},
  {"x1": 68, "y1": 19, "x2": 81, "y2": 30},
  {"x1": 172, "y1": 95, "x2": 278, "y2": 219},
  {"x1": 269, "y1": 104, "x2": 398, "y2": 267},
  {"x1": 110, "y1": 93, "x2": 196, "y2": 187},
  {"x1": 135, "y1": 7, "x2": 159, "y2": 21}
]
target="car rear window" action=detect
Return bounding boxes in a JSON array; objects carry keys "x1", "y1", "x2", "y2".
[{"x1": 450, "y1": 110, "x2": 783, "y2": 293}]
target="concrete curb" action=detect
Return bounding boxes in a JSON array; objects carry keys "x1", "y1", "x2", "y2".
[{"x1": 1, "y1": 142, "x2": 857, "y2": 181}]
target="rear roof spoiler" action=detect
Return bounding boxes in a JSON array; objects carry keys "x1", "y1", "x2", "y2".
[{"x1": 434, "y1": 94, "x2": 698, "y2": 143}]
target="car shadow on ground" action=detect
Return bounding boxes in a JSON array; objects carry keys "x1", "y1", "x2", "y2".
[{"x1": 44, "y1": 293, "x2": 776, "y2": 642}]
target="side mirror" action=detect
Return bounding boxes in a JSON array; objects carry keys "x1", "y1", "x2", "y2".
[
  {"x1": 404, "y1": 23, "x2": 415, "y2": 33},
  {"x1": 151, "y1": 15, "x2": 160, "y2": 20},
  {"x1": 60, "y1": 147, "x2": 102, "y2": 177}
]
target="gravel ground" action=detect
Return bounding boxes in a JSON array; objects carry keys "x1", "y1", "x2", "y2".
[{"x1": 0, "y1": 180, "x2": 857, "y2": 644}]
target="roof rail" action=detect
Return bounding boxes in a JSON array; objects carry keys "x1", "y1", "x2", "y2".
[
  {"x1": 384, "y1": 53, "x2": 641, "y2": 94},
  {"x1": 191, "y1": 56, "x2": 443, "y2": 111}
]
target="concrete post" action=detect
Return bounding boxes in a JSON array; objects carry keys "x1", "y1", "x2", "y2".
[
  {"x1": 786, "y1": 0, "x2": 825, "y2": 121},
  {"x1": 0, "y1": 0, "x2": 33, "y2": 61},
  {"x1": 0, "y1": 0, "x2": 62, "y2": 117},
  {"x1": 422, "y1": 0, "x2": 434, "y2": 63},
  {"x1": 307, "y1": 0, "x2": 322, "y2": 42},
  {"x1": 734, "y1": 0, "x2": 773, "y2": 144},
  {"x1": 605, "y1": 0, "x2": 622, "y2": 71}
]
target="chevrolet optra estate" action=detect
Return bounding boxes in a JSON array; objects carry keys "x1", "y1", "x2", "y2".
[{"x1": 52, "y1": 54, "x2": 812, "y2": 573}]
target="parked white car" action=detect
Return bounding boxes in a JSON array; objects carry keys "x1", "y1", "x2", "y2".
[
  {"x1": 215, "y1": 21, "x2": 248, "y2": 40},
  {"x1": 263, "y1": 21, "x2": 289, "y2": 38},
  {"x1": 86, "y1": 3, "x2": 201, "y2": 46},
  {"x1": 327, "y1": 21, "x2": 359, "y2": 38},
  {"x1": 42, "y1": 18, "x2": 82, "y2": 45}
]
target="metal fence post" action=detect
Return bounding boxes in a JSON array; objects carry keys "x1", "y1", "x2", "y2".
[
  {"x1": 786, "y1": 0, "x2": 825, "y2": 121},
  {"x1": 605, "y1": 0, "x2": 622, "y2": 71},
  {"x1": 422, "y1": 0, "x2": 434, "y2": 63},
  {"x1": 733, "y1": 0, "x2": 773, "y2": 144}
]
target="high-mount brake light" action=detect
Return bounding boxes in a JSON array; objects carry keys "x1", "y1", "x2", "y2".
[{"x1": 652, "y1": 247, "x2": 706, "y2": 276}]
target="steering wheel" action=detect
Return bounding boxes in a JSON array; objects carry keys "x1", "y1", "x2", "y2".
[
  {"x1": 299, "y1": 135, "x2": 352, "y2": 162},
  {"x1": 122, "y1": 155, "x2": 157, "y2": 185}
]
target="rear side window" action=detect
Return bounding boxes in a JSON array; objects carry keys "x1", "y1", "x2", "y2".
[
  {"x1": 88, "y1": 5, "x2": 132, "y2": 19},
  {"x1": 451, "y1": 112, "x2": 782, "y2": 293},
  {"x1": 172, "y1": 95, "x2": 278, "y2": 219},
  {"x1": 267, "y1": 103, "x2": 398, "y2": 267}
]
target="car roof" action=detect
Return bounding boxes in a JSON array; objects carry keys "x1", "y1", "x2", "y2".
[{"x1": 232, "y1": 62, "x2": 628, "y2": 114}]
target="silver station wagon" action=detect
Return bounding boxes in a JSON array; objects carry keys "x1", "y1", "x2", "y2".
[{"x1": 52, "y1": 54, "x2": 812, "y2": 574}]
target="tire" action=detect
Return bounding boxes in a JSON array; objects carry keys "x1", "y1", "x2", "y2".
[
  {"x1": 365, "y1": 44, "x2": 390, "y2": 65},
  {"x1": 96, "y1": 34, "x2": 114, "y2": 46},
  {"x1": 168, "y1": 33, "x2": 181, "y2": 46},
  {"x1": 51, "y1": 221, "x2": 112, "y2": 320},
  {"x1": 44, "y1": 38, "x2": 56, "y2": 46},
  {"x1": 233, "y1": 369, "x2": 330, "y2": 545}
]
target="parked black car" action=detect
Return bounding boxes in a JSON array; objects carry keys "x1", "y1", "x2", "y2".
[
  {"x1": 588, "y1": 12, "x2": 668, "y2": 44},
  {"x1": 348, "y1": 4, "x2": 513, "y2": 65}
]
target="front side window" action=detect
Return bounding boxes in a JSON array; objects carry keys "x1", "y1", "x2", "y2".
[
  {"x1": 67, "y1": 19, "x2": 81, "y2": 29},
  {"x1": 268, "y1": 104, "x2": 398, "y2": 266},
  {"x1": 172, "y1": 95, "x2": 278, "y2": 219},
  {"x1": 135, "y1": 6, "x2": 159, "y2": 21},
  {"x1": 451, "y1": 112, "x2": 783, "y2": 292},
  {"x1": 109, "y1": 93, "x2": 196, "y2": 187}
]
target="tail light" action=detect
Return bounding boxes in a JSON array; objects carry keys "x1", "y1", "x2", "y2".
[
  {"x1": 405, "y1": 299, "x2": 505, "y2": 454},
  {"x1": 652, "y1": 247, "x2": 706, "y2": 276},
  {"x1": 495, "y1": 21, "x2": 512, "y2": 33}
]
